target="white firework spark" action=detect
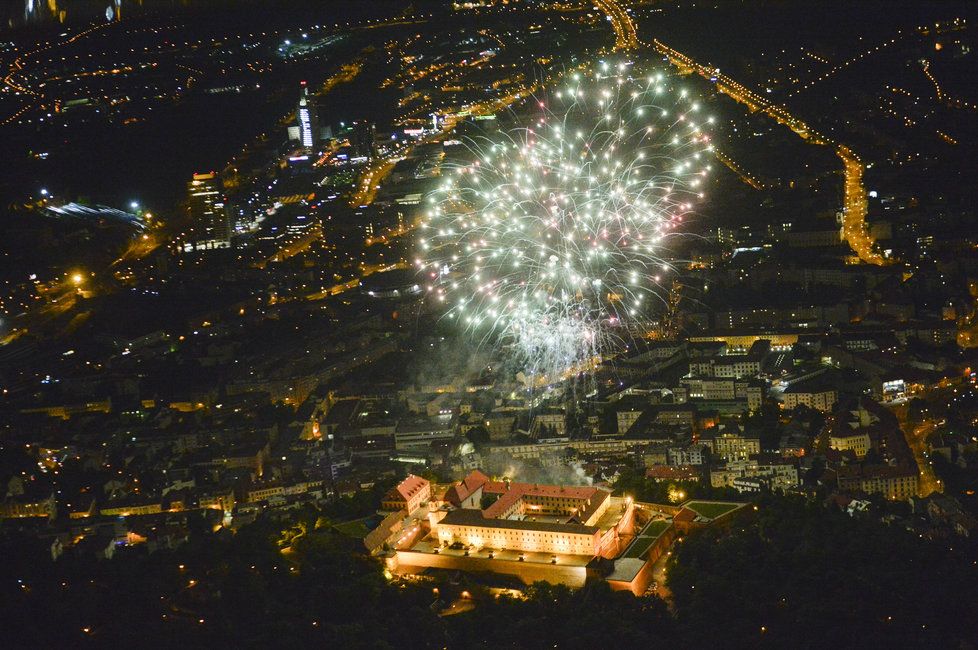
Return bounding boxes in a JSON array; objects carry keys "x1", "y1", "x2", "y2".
[{"x1": 417, "y1": 61, "x2": 713, "y2": 384}]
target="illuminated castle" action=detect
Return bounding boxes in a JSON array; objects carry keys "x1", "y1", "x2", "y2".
[
  {"x1": 381, "y1": 470, "x2": 742, "y2": 593},
  {"x1": 432, "y1": 470, "x2": 613, "y2": 556}
]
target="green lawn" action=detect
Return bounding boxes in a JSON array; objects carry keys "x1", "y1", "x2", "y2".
[
  {"x1": 623, "y1": 535, "x2": 657, "y2": 559},
  {"x1": 333, "y1": 517, "x2": 374, "y2": 538},
  {"x1": 642, "y1": 520, "x2": 671, "y2": 538},
  {"x1": 684, "y1": 501, "x2": 741, "y2": 520},
  {"x1": 622, "y1": 520, "x2": 672, "y2": 559}
]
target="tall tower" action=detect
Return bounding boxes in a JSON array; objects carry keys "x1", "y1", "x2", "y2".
[
  {"x1": 184, "y1": 172, "x2": 231, "y2": 252},
  {"x1": 297, "y1": 82, "x2": 319, "y2": 151}
]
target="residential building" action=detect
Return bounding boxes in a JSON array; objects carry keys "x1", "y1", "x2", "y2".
[
  {"x1": 668, "y1": 445, "x2": 706, "y2": 466},
  {"x1": 829, "y1": 430, "x2": 871, "y2": 459},
  {"x1": 646, "y1": 466, "x2": 700, "y2": 482},
  {"x1": 782, "y1": 382, "x2": 838, "y2": 412},
  {"x1": 703, "y1": 429, "x2": 760, "y2": 461},
  {"x1": 0, "y1": 490, "x2": 56, "y2": 519},
  {"x1": 199, "y1": 489, "x2": 236, "y2": 513},
  {"x1": 710, "y1": 459, "x2": 799, "y2": 492},
  {"x1": 381, "y1": 475, "x2": 431, "y2": 513},
  {"x1": 836, "y1": 465, "x2": 919, "y2": 500}
]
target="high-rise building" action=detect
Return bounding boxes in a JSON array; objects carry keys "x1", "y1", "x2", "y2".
[
  {"x1": 350, "y1": 120, "x2": 377, "y2": 159},
  {"x1": 182, "y1": 172, "x2": 231, "y2": 252},
  {"x1": 297, "y1": 83, "x2": 319, "y2": 151}
]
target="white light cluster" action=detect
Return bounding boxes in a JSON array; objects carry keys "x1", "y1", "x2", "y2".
[{"x1": 417, "y1": 62, "x2": 712, "y2": 383}]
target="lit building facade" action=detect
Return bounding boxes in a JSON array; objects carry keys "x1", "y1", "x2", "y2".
[
  {"x1": 0, "y1": 492, "x2": 56, "y2": 519},
  {"x1": 297, "y1": 85, "x2": 319, "y2": 151},
  {"x1": 436, "y1": 509, "x2": 601, "y2": 556},
  {"x1": 705, "y1": 431, "x2": 761, "y2": 462},
  {"x1": 829, "y1": 431, "x2": 871, "y2": 459},
  {"x1": 381, "y1": 475, "x2": 431, "y2": 514},
  {"x1": 183, "y1": 172, "x2": 231, "y2": 252},
  {"x1": 434, "y1": 471, "x2": 612, "y2": 556},
  {"x1": 837, "y1": 465, "x2": 919, "y2": 500},
  {"x1": 783, "y1": 387, "x2": 838, "y2": 412}
]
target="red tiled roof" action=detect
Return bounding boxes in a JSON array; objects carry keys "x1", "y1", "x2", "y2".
[
  {"x1": 383, "y1": 474, "x2": 429, "y2": 504},
  {"x1": 446, "y1": 470, "x2": 604, "y2": 521},
  {"x1": 482, "y1": 480, "x2": 602, "y2": 520},
  {"x1": 482, "y1": 481, "x2": 598, "y2": 501},
  {"x1": 462, "y1": 470, "x2": 490, "y2": 492},
  {"x1": 444, "y1": 469, "x2": 490, "y2": 506}
]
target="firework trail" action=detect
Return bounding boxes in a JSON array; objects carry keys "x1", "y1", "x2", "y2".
[{"x1": 417, "y1": 61, "x2": 713, "y2": 384}]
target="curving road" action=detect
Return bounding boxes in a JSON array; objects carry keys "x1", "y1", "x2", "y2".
[
  {"x1": 583, "y1": 0, "x2": 886, "y2": 265},
  {"x1": 649, "y1": 38, "x2": 885, "y2": 265},
  {"x1": 593, "y1": 0, "x2": 639, "y2": 51}
]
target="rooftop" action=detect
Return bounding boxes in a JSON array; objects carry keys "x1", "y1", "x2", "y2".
[
  {"x1": 444, "y1": 469, "x2": 490, "y2": 506},
  {"x1": 384, "y1": 474, "x2": 430, "y2": 504},
  {"x1": 481, "y1": 478, "x2": 607, "y2": 521}
]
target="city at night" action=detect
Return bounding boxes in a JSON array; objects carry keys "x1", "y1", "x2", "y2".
[{"x1": 2, "y1": 0, "x2": 978, "y2": 647}]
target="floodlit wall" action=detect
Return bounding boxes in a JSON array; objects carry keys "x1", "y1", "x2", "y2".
[
  {"x1": 437, "y1": 523, "x2": 600, "y2": 556},
  {"x1": 393, "y1": 550, "x2": 591, "y2": 587}
]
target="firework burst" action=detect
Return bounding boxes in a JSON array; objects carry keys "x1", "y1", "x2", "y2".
[{"x1": 417, "y1": 61, "x2": 713, "y2": 384}]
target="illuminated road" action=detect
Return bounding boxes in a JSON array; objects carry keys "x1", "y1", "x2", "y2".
[
  {"x1": 785, "y1": 30, "x2": 910, "y2": 99},
  {"x1": 713, "y1": 148, "x2": 766, "y2": 190},
  {"x1": 256, "y1": 222, "x2": 324, "y2": 269},
  {"x1": 350, "y1": 82, "x2": 542, "y2": 208},
  {"x1": 837, "y1": 145, "x2": 884, "y2": 265},
  {"x1": 0, "y1": 275, "x2": 88, "y2": 345},
  {"x1": 350, "y1": 156, "x2": 398, "y2": 207},
  {"x1": 1, "y1": 21, "x2": 117, "y2": 125},
  {"x1": 649, "y1": 545, "x2": 673, "y2": 605},
  {"x1": 112, "y1": 221, "x2": 166, "y2": 267},
  {"x1": 651, "y1": 39, "x2": 885, "y2": 265},
  {"x1": 907, "y1": 420, "x2": 943, "y2": 497},
  {"x1": 365, "y1": 223, "x2": 416, "y2": 247},
  {"x1": 439, "y1": 597, "x2": 476, "y2": 617},
  {"x1": 921, "y1": 59, "x2": 943, "y2": 101},
  {"x1": 593, "y1": 0, "x2": 639, "y2": 51},
  {"x1": 304, "y1": 261, "x2": 408, "y2": 300},
  {"x1": 891, "y1": 380, "x2": 974, "y2": 496},
  {"x1": 890, "y1": 402, "x2": 943, "y2": 497}
]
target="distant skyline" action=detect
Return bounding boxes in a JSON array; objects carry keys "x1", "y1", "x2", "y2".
[
  {"x1": 4, "y1": 0, "x2": 388, "y2": 31},
  {"x1": 8, "y1": 0, "x2": 181, "y2": 29}
]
